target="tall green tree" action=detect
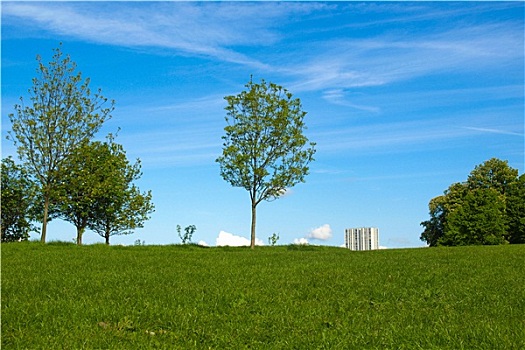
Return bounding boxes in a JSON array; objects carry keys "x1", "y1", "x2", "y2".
[
  {"x1": 7, "y1": 45, "x2": 113, "y2": 242},
  {"x1": 86, "y1": 141, "x2": 154, "y2": 245},
  {"x1": 1, "y1": 157, "x2": 38, "y2": 242},
  {"x1": 217, "y1": 78, "x2": 316, "y2": 248}
]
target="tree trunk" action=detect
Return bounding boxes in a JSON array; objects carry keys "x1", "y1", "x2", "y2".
[
  {"x1": 41, "y1": 193, "x2": 50, "y2": 243},
  {"x1": 250, "y1": 202, "x2": 257, "y2": 249},
  {"x1": 105, "y1": 226, "x2": 110, "y2": 245},
  {"x1": 76, "y1": 226, "x2": 84, "y2": 246}
]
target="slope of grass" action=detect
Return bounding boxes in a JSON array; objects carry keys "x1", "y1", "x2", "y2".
[{"x1": 2, "y1": 243, "x2": 524, "y2": 349}]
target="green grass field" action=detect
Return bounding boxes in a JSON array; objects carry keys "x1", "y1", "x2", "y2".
[{"x1": 2, "y1": 243, "x2": 524, "y2": 349}]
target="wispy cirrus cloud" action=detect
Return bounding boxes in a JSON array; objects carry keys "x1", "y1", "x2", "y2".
[
  {"x1": 2, "y1": 2, "x2": 261, "y2": 67},
  {"x1": 2, "y1": 2, "x2": 326, "y2": 70},
  {"x1": 116, "y1": 126, "x2": 221, "y2": 169},
  {"x1": 462, "y1": 127, "x2": 524, "y2": 137},
  {"x1": 5, "y1": 2, "x2": 523, "y2": 165},
  {"x1": 313, "y1": 114, "x2": 522, "y2": 154},
  {"x1": 144, "y1": 94, "x2": 226, "y2": 114},
  {"x1": 288, "y1": 23, "x2": 523, "y2": 93},
  {"x1": 4, "y1": 2, "x2": 522, "y2": 96},
  {"x1": 327, "y1": 2, "x2": 522, "y2": 31},
  {"x1": 322, "y1": 89, "x2": 381, "y2": 113}
]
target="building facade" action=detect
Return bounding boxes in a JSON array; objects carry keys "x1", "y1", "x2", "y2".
[{"x1": 345, "y1": 227, "x2": 379, "y2": 251}]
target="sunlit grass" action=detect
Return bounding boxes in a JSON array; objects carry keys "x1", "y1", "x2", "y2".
[{"x1": 2, "y1": 243, "x2": 524, "y2": 348}]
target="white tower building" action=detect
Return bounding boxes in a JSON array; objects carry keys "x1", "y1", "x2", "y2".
[{"x1": 345, "y1": 227, "x2": 379, "y2": 251}]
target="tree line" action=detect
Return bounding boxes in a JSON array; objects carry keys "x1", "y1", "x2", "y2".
[
  {"x1": 7, "y1": 45, "x2": 520, "y2": 249},
  {"x1": 2, "y1": 47, "x2": 316, "y2": 248},
  {"x1": 420, "y1": 158, "x2": 525, "y2": 246},
  {"x1": 2, "y1": 46, "x2": 154, "y2": 245}
]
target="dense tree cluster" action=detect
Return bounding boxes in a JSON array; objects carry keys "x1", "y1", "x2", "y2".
[
  {"x1": 420, "y1": 158, "x2": 524, "y2": 246},
  {"x1": 3, "y1": 46, "x2": 154, "y2": 245}
]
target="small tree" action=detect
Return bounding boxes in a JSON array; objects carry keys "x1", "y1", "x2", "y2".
[
  {"x1": 57, "y1": 141, "x2": 111, "y2": 245},
  {"x1": 91, "y1": 185, "x2": 154, "y2": 245},
  {"x1": 268, "y1": 232, "x2": 280, "y2": 246},
  {"x1": 86, "y1": 139, "x2": 154, "y2": 245},
  {"x1": 177, "y1": 225, "x2": 196, "y2": 244},
  {"x1": 1, "y1": 157, "x2": 39, "y2": 242},
  {"x1": 58, "y1": 139, "x2": 154, "y2": 245},
  {"x1": 217, "y1": 78, "x2": 316, "y2": 249},
  {"x1": 7, "y1": 45, "x2": 113, "y2": 242}
]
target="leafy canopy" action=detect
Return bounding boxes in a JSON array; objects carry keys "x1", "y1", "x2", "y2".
[{"x1": 217, "y1": 78, "x2": 316, "y2": 206}]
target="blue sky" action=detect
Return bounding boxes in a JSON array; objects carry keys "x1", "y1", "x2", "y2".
[{"x1": 2, "y1": 1, "x2": 524, "y2": 248}]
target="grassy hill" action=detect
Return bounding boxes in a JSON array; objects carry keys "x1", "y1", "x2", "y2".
[{"x1": 2, "y1": 243, "x2": 524, "y2": 349}]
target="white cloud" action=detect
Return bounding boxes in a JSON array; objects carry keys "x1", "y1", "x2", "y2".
[
  {"x1": 198, "y1": 240, "x2": 209, "y2": 247},
  {"x1": 278, "y1": 188, "x2": 293, "y2": 198},
  {"x1": 312, "y1": 111, "x2": 523, "y2": 156},
  {"x1": 306, "y1": 224, "x2": 332, "y2": 241},
  {"x1": 293, "y1": 238, "x2": 309, "y2": 245},
  {"x1": 216, "y1": 231, "x2": 264, "y2": 247}
]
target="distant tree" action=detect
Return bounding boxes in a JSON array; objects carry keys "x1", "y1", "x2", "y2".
[
  {"x1": 268, "y1": 232, "x2": 280, "y2": 246},
  {"x1": 217, "y1": 78, "x2": 316, "y2": 249},
  {"x1": 420, "y1": 158, "x2": 521, "y2": 247},
  {"x1": 177, "y1": 225, "x2": 196, "y2": 245},
  {"x1": 1, "y1": 157, "x2": 38, "y2": 242},
  {"x1": 506, "y1": 174, "x2": 525, "y2": 244},
  {"x1": 7, "y1": 45, "x2": 113, "y2": 242},
  {"x1": 134, "y1": 239, "x2": 146, "y2": 246}
]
